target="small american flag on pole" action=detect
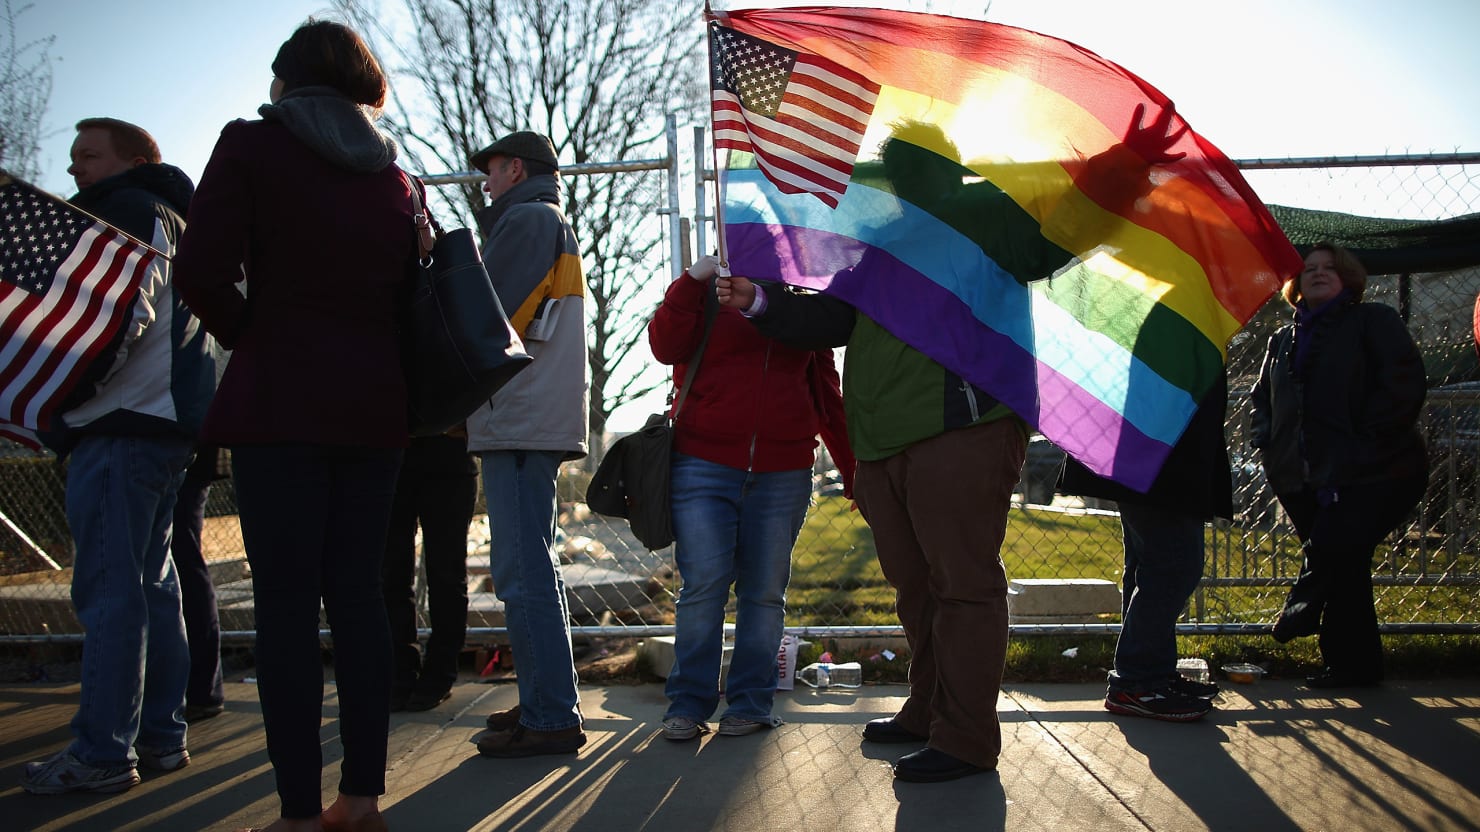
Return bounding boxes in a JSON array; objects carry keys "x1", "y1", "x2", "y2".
[
  {"x1": 710, "y1": 22, "x2": 880, "y2": 208},
  {"x1": 0, "y1": 174, "x2": 158, "y2": 445}
]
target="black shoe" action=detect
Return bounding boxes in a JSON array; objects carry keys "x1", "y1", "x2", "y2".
[
  {"x1": 404, "y1": 686, "x2": 453, "y2": 712},
  {"x1": 475, "y1": 724, "x2": 586, "y2": 758},
  {"x1": 390, "y1": 673, "x2": 417, "y2": 713},
  {"x1": 1271, "y1": 602, "x2": 1320, "y2": 643},
  {"x1": 184, "y1": 703, "x2": 225, "y2": 723},
  {"x1": 893, "y1": 747, "x2": 993, "y2": 783},
  {"x1": 1303, "y1": 669, "x2": 1381, "y2": 689},
  {"x1": 862, "y1": 717, "x2": 928, "y2": 744}
]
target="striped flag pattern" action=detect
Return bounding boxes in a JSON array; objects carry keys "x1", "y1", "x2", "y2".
[
  {"x1": 710, "y1": 22, "x2": 880, "y2": 208},
  {"x1": 709, "y1": 7, "x2": 1301, "y2": 491},
  {"x1": 0, "y1": 176, "x2": 156, "y2": 439}
]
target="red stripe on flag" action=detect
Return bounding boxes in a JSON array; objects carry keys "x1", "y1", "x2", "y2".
[
  {"x1": 789, "y1": 57, "x2": 879, "y2": 122},
  {"x1": 797, "y1": 51, "x2": 875, "y2": 94},
  {"x1": 28, "y1": 240, "x2": 150, "y2": 427},
  {"x1": 777, "y1": 93, "x2": 869, "y2": 146},
  {"x1": 714, "y1": 101, "x2": 858, "y2": 188},
  {"x1": 717, "y1": 106, "x2": 858, "y2": 179},
  {"x1": 787, "y1": 61, "x2": 876, "y2": 120},
  {"x1": 0, "y1": 293, "x2": 46, "y2": 422},
  {"x1": 5, "y1": 228, "x2": 123, "y2": 423},
  {"x1": 2, "y1": 227, "x2": 149, "y2": 428},
  {"x1": 714, "y1": 132, "x2": 852, "y2": 206}
]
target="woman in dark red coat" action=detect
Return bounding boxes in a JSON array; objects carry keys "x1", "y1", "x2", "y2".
[
  {"x1": 648, "y1": 255, "x2": 854, "y2": 741},
  {"x1": 174, "y1": 19, "x2": 413, "y2": 832}
]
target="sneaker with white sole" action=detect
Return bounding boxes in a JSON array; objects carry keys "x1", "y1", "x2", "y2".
[
  {"x1": 717, "y1": 715, "x2": 779, "y2": 736},
  {"x1": 135, "y1": 744, "x2": 190, "y2": 772},
  {"x1": 22, "y1": 751, "x2": 141, "y2": 795},
  {"x1": 1104, "y1": 686, "x2": 1212, "y2": 722},
  {"x1": 661, "y1": 715, "x2": 709, "y2": 741}
]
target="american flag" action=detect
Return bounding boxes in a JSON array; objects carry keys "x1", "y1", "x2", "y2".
[
  {"x1": 0, "y1": 175, "x2": 157, "y2": 442},
  {"x1": 710, "y1": 23, "x2": 880, "y2": 208}
]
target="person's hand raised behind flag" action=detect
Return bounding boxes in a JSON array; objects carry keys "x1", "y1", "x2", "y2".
[
  {"x1": 1122, "y1": 102, "x2": 1188, "y2": 166},
  {"x1": 1070, "y1": 101, "x2": 1189, "y2": 227}
]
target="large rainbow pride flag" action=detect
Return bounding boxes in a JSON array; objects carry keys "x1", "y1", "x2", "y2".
[{"x1": 708, "y1": 6, "x2": 1302, "y2": 491}]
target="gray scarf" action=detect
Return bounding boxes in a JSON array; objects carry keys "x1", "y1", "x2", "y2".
[{"x1": 258, "y1": 86, "x2": 398, "y2": 173}]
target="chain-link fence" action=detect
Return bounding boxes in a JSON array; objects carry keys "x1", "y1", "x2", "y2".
[{"x1": 2, "y1": 152, "x2": 1477, "y2": 643}]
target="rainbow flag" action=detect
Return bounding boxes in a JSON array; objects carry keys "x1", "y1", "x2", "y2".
[{"x1": 709, "y1": 6, "x2": 1301, "y2": 491}]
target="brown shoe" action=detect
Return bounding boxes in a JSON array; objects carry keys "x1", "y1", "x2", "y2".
[
  {"x1": 485, "y1": 703, "x2": 521, "y2": 731},
  {"x1": 321, "y1": 812, "x2": 388, "y2": 832},
  {"x1": 476, "y1": 724, "x2": 585, "y2": 758}
]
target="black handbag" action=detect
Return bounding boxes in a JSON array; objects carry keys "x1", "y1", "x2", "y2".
[
  {"x1": 401, "y1": 174, "x2": 533, "y2": 437},
  {"x1": 586, "y1": 281, "x2": 718, "y2": 550}
]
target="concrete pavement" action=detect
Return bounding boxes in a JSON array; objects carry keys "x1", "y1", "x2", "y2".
[{"x1": 3, "y1": 675, "x2": 1479, "y2": 831}]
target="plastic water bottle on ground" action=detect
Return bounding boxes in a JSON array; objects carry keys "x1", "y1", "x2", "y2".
[{"x1": 795, "y1": 661, "x2": 863, "y2": 689}]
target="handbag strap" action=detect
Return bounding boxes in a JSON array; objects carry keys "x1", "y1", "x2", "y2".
[
  {"x1": 670, "y1": 280, "x2": 719, "y2": 422},
  {"x1": 401, "y1": 170, "x2": 437, "y2": 261}
]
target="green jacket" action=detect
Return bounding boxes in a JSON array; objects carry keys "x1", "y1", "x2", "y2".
[{"x1": 748, "y1": 283, "x2": 1019, "y2": 461}]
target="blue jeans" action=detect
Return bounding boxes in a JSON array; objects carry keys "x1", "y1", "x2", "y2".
[
  {"x1": 65, "y1": 434, "x2": 194, "y2": 766},
  {"x1": 1108, "y1": 503, "x2": 1207, "y2": 691},
  {"x1": 665, "y1": 454, "x2": 812, "y2": 723},
  {"x1": 481, "y1": 450, "x2": 581, "y2": 731}
]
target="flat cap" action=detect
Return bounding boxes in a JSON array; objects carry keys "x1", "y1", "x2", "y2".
[{"x1": 469, "y1": 131, "x2": 559, "y2": 172}]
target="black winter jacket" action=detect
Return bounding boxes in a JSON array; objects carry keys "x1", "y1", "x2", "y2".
[
  {"x1": 41, "y1": 164, "x2": 216, "y2": 451},
  {"x1": 1249, "y1": 298, "x2": 1427, "y2": 495}
]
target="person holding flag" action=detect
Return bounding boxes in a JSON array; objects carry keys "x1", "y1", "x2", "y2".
[
  {"x1": 20, "y1": 118, "x2": 217, "y2": 795},
  {"x1": 715, "y1": 118, "x2": 1185, "y2": 781},
  {"x1": 648, "y1": 254, "x2": 853, "y2": 742}
]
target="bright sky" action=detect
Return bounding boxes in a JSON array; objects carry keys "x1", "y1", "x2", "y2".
[
  {"x1": 19, "y1": 0, "x2": 1480, "y2": 196},
  {"x1": 16, "y1": 0, "x2": 1480, "y2": 430}
]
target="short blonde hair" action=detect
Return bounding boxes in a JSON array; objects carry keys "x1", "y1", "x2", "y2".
[{"x1": 1282, "y1": 241, "x2": 1368, "y2": 307}]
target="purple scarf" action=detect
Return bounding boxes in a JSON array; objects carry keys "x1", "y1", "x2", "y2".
[{"x1": 1292, "y1": 290, "x2": 1351, "y2": 376}]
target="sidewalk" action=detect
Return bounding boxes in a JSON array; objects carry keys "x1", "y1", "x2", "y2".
[{"x1": 3, "y1": 675, "x2": 1479, "y2": 831}]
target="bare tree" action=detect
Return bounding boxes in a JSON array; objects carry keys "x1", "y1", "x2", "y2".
[
  {"x1": 336, "y1": 0, "x2": 707, "y2": 453},
  {"x1": 0, "y1": 0, "x2": 54, "y2": 182}
]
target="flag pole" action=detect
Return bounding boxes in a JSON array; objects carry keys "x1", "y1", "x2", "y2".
[{"x1": 702, "y1": 6, "x2": 730, "y2": 270}]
